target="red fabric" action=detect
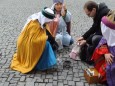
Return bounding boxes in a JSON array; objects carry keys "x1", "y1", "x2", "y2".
[
  {"x1": 99, "y1": 63, "x2": 106, "y2": 82},
  {"x1": 91, "y1": 45, "x2": 109, "y2": 83},
  {"x1": 48, "y1": 18, "x2": 59, "y2": 37},
  {"x1": 92, "y1": 45, "x2": 109, "y2": 61}
]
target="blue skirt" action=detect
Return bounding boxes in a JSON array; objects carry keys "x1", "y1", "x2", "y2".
[{"x1": 35, "y1": 41, "x2": 57, "y2": 70}]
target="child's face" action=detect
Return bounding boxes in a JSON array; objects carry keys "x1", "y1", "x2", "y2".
[{"x1": 54, "y1": 2, "x2": 63, "y2": 12}]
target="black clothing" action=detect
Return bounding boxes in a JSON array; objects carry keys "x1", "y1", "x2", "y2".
[
  {"x1": 79, "y1": 3, "x2": 110, "y2": 64},
  {"x1": 46, "y1": 29, "x2": 59, "y2": 50},
  {"x1": 79, "y1": 35, "x2": 102, "y2": 65},
  {"x1": 82, "y1": 3, "x2": 110, "y2": 41}
]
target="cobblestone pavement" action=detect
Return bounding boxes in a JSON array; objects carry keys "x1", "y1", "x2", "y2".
[{"x1": 0, "y1": 0, "x2": 115, "y2": 86}]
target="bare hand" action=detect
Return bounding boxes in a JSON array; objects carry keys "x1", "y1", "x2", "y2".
[
  {"x1": 61, "y1": 4, "x2": 66, "y2": 16},
  {"x1": 63, "y1": 4, "x2": 66, "y2": 10},
  {"x1": 76, "y1": 37, "x2": 84, "y2": 42},
  {"x1": 79, "y1": 40, "x2": 86, "y2": 46},
  {"x1": 98, "y1": 73, "x2": 102, "y2": 79},
  {"x1": 104, "y1": 53, "x2": 114, "y2": 65}
]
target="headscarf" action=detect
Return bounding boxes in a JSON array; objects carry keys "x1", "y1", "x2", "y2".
[
  {"x1": 51, "y1": 0, "x2": 64, "y2": 10},
  {"x1": 23, "y1": 7, "x2": 55, "y2": 29},
  {"x1": 53, "y1": 0, "x2": 64, "y2": 4}
]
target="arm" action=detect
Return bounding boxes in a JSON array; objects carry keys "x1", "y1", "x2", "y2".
[
  {"x1": 82, "y1": 22, "x2": 98, "y2": 40},
  {"x1": 66, "y1": 22, "x2": 71, "y2": 35},
  {"x1": 64, "y1": 11, "x2": 71, "y2": 35},
  {"x1": 61, "y1": 4, "x2": 71, "y2": 35}
]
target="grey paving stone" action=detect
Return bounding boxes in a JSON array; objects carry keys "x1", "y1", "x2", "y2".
[
  {"x1": 84, "y1": 83, "x2": 90, "y2": 86},
  {"x1": 68, "y1": 81, "x2": 75, "y2": 86},
  {"x1": 1, "y1": 78, "x2": 7, "y2": 82},
  {"x1": 78, "y1": 72, "x2": 84, "y2": 77},
  {"x1": 14, "y1": 74, "x2": 21, "y2": 78},
  {"x1": 26, "y1": 78, "x2": 33, "y2": 82},
  {"x1": 58, "y1": 79, "x2": 63, "y2": 83},
  {"x1": 36, "y1": 78, "x2": 43, "y2": 82},
  {"x1": 44, "y1": 79, "x2": 49, "y2": 83},
  {"x1": 49, "y1": 79, "x2": 53, "y2": 82},
  {"x1": 17, "y1": 82, "x2": 25, "y2": 86},
  {"x1": 38, "y1": 83, "x2": 46, "y2": 86},
  {"x1": 1, "y1": 74, "x2": 9, "y2": 78},
  {"x1": 61, "y1": 72, "x2": 67, "y2": 76},
  {"x1": 46, "y1": 83, "x2": 53, "y2": 86},
  {"x1": 73, "y1": 77, "x2": 80, "y2": 82},
  {"x1": 68, "y1": 71, "x2": 73, "y2": 75},
  {"x1": 76, "y1": 82, "x2": 84, "y2": 86},
  {"x1": 53, "y1": 76, "x2": 58, "y2": 80},
  {"x1": 3, "y1": 82, "x2": 10, "y2": 86},
  {"x1": 10, "y1": 80, "x2": 18, "y2": 84},
  {"x1": 34, "y1": 83, "x2": 39, "y2": 86},
  {"x1": 0, "y1": 83, "x2": 4, "y2": 86},
  {"x1": 12, "y1": 78, "x2": 20, "y2": 81},
  {"x1": 25, "y1": 81, "x2": 34, "y2": 86},
  {"x1": 74, "y1": 73, "x2": 79, "y2": 77},
  {"x1": 63, "y1": 80, "x2": 68, "y2": 85},
  {"x1": 58, "y1": 76, "x2": 66, "y2": 80},
  {"x1": 66, "y1": 76, "x2": 73, "y2": 81},
  {"x1": 20, "y1": 76, "x2": 26, "y2": 81},
  {"x1": 9, "y1": 84, "x2": 17, "y2": 86},
  {"x1": 46, "y1": 74, "x2": 53, "y2": 79},
  {"x1": 58, "y1": 83, "x2": 63, "y2": 86},
  {"x1": 41, "y1": 75, "x2": 46, "y2": 79},
  {"x1": 53, "y1": 81, "x2": 58, "y2": 86},
  {"x1": 73, "y1": 68, "x2": 79, "y2": 73}
]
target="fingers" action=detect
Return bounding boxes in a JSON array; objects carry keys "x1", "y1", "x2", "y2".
[
  {"x1": 76, "y1": 37, "x2": 86, "y2": 46},
  {"x1": 78, "y1": 37, "x2": 83, "y2": 41},
  {"x1": 106, "y1": 57, "x2": 113, "y2": 65},
  {"x1": 107, "y1": 57, "x2": 113, "y2": 64},
  {"x1": 98, "y1": 73, "x2": 102, "y2": 79},
  {"x1": 78, "y1": 40, "x2": 86, "y2": 46},
  {"x1": 76, "y1": 37, "x2": 83, "y2": 42},
  {"x1": 63, "y1": 4, "x2": 66, "y2": 10},
  {"x1": 110, "y1": 54, "x2": 114, "y2": 58}
]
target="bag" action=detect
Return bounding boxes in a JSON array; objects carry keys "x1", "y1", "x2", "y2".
[
  {"x1": 84, "y1": 68, "x2": 99, "y2": 84},
  {"x1": 69, "y1": 45, "x2": 80, "y2": 60},
  {"x1": 84, "y1": 65, "x2": 106, "y2": 84}
]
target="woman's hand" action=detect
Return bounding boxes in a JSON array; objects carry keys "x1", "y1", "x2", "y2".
[
  {"x1": 63, "y1": 4, "x2": 66, "y2": 11},
  {"x1": 61, "y1": 4, "x2": 67, "y2": 16},
  {"x1": 104, "y1": 53, "x2": 114, "y2": 65}
]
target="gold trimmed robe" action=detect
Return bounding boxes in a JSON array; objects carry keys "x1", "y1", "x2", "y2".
[{"x1": 10, "y1": 19, "x2": 48, "y2": 73}]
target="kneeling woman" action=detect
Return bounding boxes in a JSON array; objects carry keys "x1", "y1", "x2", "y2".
[
  {"x1": 10, "y1": 7, "x2": 57, "y2": 73},
  {"x1": 51, "y1": 0, "x2": 74, "y2": 49}
]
